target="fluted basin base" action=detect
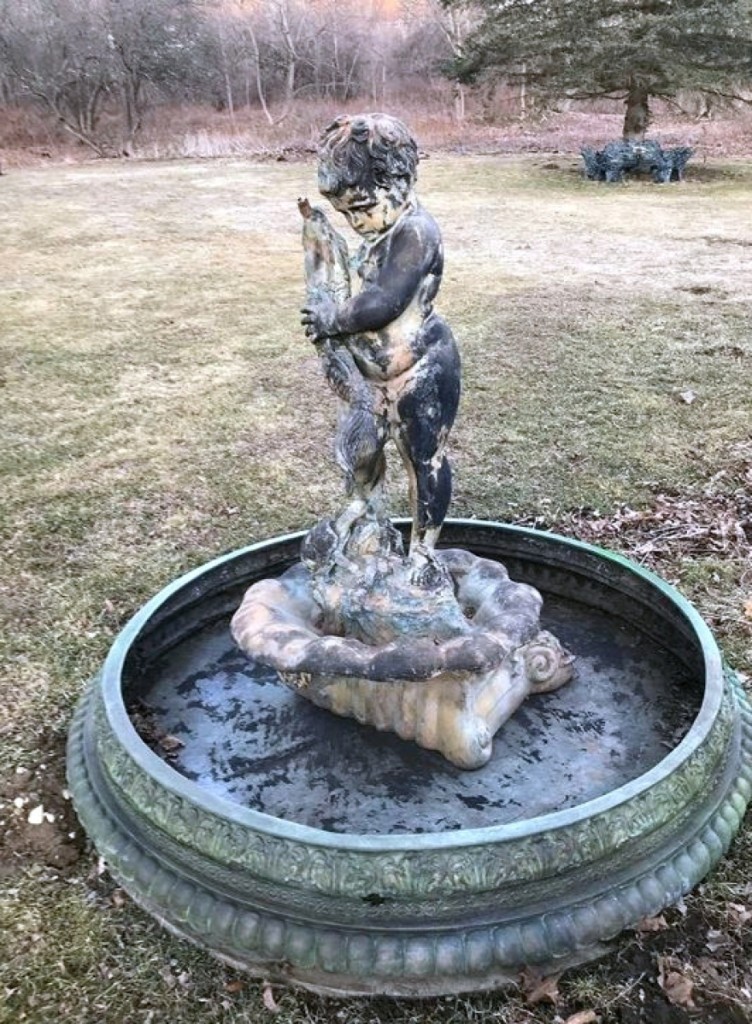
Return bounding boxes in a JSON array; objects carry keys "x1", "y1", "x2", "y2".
[{"x1": 67, "y1": 521, "x2": 752, "y2": 997}]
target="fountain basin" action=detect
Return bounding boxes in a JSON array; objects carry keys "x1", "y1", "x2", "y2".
[{"x1": 67, "y1": 521, "x2": 752, "y2": 997}]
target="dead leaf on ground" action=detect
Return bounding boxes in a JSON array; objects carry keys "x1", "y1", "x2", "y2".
[
  {"x1": 225, "y1": 978, "x2": 244, "y2": 993},
  {"x1": 728, "y1": 901, "x2": 752, "y2": 926},
  {"x1": 563, "y1": 1011, "x2": 599, "y2": 1024},
  {"x1": 743, "y1": 599, "x2": 752, "y2": 621},
  {"x1": 635, "y1": 914, "x2": 668, "y2": 932},
  {"x1": 110, "y1": 888, "x2": 126, "y2": 908},
  {"x1": 673, "y1": 895, "x2": 688, "y2": 916},
  {"x1": 520, "y1": 967, "x2": 561, "y2": 1005},
  {"x1": 262, "y1": 982, "x2": 281, "y2": 1014},
  {"x1": 159, "y1": 734, "x2": 184, "y2": 752},
  {"x1": 696, "y1": 956, "x2": 724, "y2": 981},
  {"x1": 658, "y1": 958, "x2": 695, "y2": 1009}
]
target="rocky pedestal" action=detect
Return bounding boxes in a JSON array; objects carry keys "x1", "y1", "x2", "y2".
[{"x1": 232, "y1": 514, "x2": 573, "y2": 769}]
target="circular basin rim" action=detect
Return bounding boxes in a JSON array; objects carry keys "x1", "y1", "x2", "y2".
[{"x1": 100, "y1": 519, "x2": 724, "y2": 851}]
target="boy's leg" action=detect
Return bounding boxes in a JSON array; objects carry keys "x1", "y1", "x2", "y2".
[{"x1": 394, "y1": 331, "x2": 460, "y2": 552}]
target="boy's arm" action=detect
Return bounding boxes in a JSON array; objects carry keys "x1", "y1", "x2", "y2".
[{"x1": 302, "y1": 219, "x2": 433, "y2": 340}]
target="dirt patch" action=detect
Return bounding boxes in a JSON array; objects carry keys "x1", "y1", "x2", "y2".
[
  {"x1": 0, "y1": 733, "x2": 85, "y2": 877},
  {"x1": 565, "y1": 901, "x2": 752, "y2": 1023},
  {"x1": 703, "y1": 235, "x2": 752, "y2": 248}
]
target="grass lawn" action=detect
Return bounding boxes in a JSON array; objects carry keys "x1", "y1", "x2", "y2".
[{"x1": 1, "y1": 154, "x2": 751, "y2": 1022}]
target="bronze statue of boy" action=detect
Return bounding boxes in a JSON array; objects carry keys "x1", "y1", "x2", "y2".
[
  {"x1": 301, "y1": 113, "x2": 461, "y2": 561},
  {"x1": 232, "y1": 113, "x2": 573, "y2": 768}
]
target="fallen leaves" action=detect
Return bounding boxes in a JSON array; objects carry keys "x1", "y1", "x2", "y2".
[
  {"x1": 563, "y1": 1011, "x2": 598, "y2": 1024},
  {"x1": 520, "y1": 970, "x2": 600, "y2": 1022},
  {"x1": 520, "y1": 967, "x2": 561, "y2": 1005},
  {"x1": 728, "y1": 901, "x2": 752, "y2": 927},
  {"x1": 705, "y1": 928, "x2": 732, "y2": 953},
  {"x1": 514, "y1": 440, "x2": 752, "y2": 571},
  {"x1": 634, "y1": 914, "x2": 669, "y2": 933},
  {"x1": 158, "y1": 734, "x2": 184, "y2": 753},
  {"x1": 658, "y1": 957, "x2": 695, "y2": 1009},
  {"x1": 522, "y1": 489, "x2": 750, "y2": 567},
  {"x1": 110, "y1": 888, "x2": 127, "y2": 909},
  {"x1": 128, "y1": 703, "x2": 187, "y2": 762}
]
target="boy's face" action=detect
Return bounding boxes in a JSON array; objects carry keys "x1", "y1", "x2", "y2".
[{"x1": 319, "y1": 170, "x2": 411, "y2": 241}]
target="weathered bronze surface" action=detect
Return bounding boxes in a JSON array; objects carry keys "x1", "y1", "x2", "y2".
[
  {"x1": 581, "y1": 140, "x2": 694, "y2": 182},
  {"x1": 299, "y1": 113, "x2": 460, "y2": 557},
  {"x1": 68, "y1": 523, "x2": 752, "y2": 996},
  {"x1": 232, "y1": 544, "x2": 571, "y2": 768},
  {"x1": 233, "y1": 115, "x2": 573, "y2": 765}
]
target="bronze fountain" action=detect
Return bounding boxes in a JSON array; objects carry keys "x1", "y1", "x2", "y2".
[{"x1": 68, "y1": 114, "x2": 752, "y2": 997}]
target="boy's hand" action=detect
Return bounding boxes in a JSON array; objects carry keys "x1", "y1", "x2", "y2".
[{"x1": 301, "y1": 296, "x2": 338, "y2": 342}]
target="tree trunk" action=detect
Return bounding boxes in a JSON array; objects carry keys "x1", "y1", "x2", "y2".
[
  {"x1": 217, "y1": 19, "x2": 236, "y2": 130},
  {"x1": 246, "y1": 24, "x2": 274, "y2": 125},
  {"x1": 41, "y1": 91, "x2": 106, "y2": 156},
  {"x1": 623, "y1": 81, "x2": 650, "y2": 140},
  {"x1": 278, "y1": 0, "x2": 297, "y2": 111},
  {"x1": 223, "y1": 67, "x2": 236, "y2": 128},
  {"x1": 453, "y1": 81, "x2": 465, "y2": 122},
  {"x1": 519, "y1": 62, "x2": 527, "y2": 122},
  {"x1": 123, "y1": 80, "x2": 136, "y2": 154}
]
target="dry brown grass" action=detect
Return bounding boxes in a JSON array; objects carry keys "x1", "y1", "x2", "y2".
[
  {"x1": 2, "y1": 92, "x2": 752, "y2": 169},
  {"x1": 1, "y1": 154, "x2": 752, "y2": 1023}
]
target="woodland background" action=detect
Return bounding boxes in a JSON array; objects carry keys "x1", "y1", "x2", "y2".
[{"x1": 1, "y1": 0, "x2": 752, "y2": 166}]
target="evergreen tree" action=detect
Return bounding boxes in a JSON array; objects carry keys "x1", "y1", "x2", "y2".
[{"x1": 447, "y1": 0, "x2": 752, "y2": 138}]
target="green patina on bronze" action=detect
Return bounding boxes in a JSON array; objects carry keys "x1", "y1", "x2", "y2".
[
  {"x1": 95, "y1": 689, "x2": 734, "y2": 897},
  {"x1": 67, "y1": 523, "x2": 752, "y2": 997}
]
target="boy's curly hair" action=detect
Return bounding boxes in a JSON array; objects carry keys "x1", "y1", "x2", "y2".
[{"x1": 318, "y1": 113, "x2": 418, "y2": 197}]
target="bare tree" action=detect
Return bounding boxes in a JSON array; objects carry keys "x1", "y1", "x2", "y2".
[
  {"x1": 101, "y1": 0, "x2": 205, "y2": 153},
  {"x1": 0, "y1": 0, "x2": 531, "y2": 157},
  {"x1": 0, "y1": 0, "x2": 112, "y2": 155},
  {"x1": 393, "y1": 5, "x2": 456, "y2": 113},
  {"x1": 236, "y1": 0, "x2": 305, "y2": 125},
  {"x1": 0, "y1": 0, "x2": 209, "y2": 154},
  {"x1": 426, "y1": 0, "x2": 475, "y2": 121},
  {"x1": 235, "y1": 0, "x2": 367, "y2": 123},
  {"x1": 314, "y1": 0, "x2": 366, "y2": 101}
]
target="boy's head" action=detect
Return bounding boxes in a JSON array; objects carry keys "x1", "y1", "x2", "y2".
[{"x1": 317, "y1": 114, "x2": 419, "y2": 238}]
